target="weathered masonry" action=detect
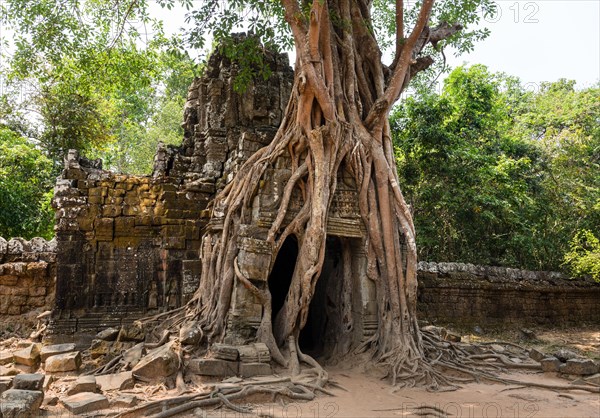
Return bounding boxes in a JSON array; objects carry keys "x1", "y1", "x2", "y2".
[
  {"x1": 3, "y1": 237, "x2": 598, "y2": 332},
  {"x1": 417, "y1": 262, "x2": 600, "y2": 328},
  {"x1": 0, "y1": 237, "x2": 55, "y2": 315},
  {"x1": 49, "y1": 47, "x2": 294, "y2": 335}
]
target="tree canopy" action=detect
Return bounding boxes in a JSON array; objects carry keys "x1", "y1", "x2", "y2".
[
  {"x1": 0, "y1": 127, "x2": 54, "y2": 239},
  {"x1": 0, "y1": 0, "x2": 198, "y2": 174},
  {"x1": 392, "y1": 66, "x2": 600, "y2": 274}
]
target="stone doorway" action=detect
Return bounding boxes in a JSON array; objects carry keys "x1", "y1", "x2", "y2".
[
  {"x1": 268, "y1": 235, "x2": 348, "y2": 359},
  {"x1": 299, "y1": 236, "x2": 343, "y2": 359},
  {"x1": 267, "y1": 235, "x2": 298, "y2": 332}
]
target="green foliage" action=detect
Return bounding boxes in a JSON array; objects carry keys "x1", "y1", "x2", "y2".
[
  {"x1": 0, "y1": 0, "x2": 200, "y2": 239},
  {"x1": 0, "y1": 0, "x2": 199, "y2": 174},
  {"x1": 392, "y1": 66, "x2": 599, "y2": 271},
  {"x1": 183, "y1": 0, "x2": 494, "y2": 91},
  {"x1": 563, "y1": 230, "x2": 600, "y2": 282},
  {"x1": 0, "y1": 127, "x2": 54, "y2": 239},
  {"x1": 37, "y1": 79, "x2": 114, "y2": 166}
]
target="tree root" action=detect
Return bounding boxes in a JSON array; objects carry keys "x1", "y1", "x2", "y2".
[
  {"x1": 110, "y1": 326, "x2": 599, "y2": 418},
  {"x1": 116, "y1": 380, "x2": 325, "y2": 418},
  {"x1": 87, "y1": 354, "x2": 123, "y2": 376}
]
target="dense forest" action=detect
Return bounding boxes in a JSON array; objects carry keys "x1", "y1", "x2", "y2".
[
  {"x1": 392, "y1": 67, "x2": 599, "y2": 275},
  {"x1": 0, "y1": 2, "x2": 598, "y2": 280}
]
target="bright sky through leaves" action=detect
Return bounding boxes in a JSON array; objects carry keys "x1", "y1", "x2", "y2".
[{"x1": 149, "y1": 0, "x2": 599, "y2": 90}]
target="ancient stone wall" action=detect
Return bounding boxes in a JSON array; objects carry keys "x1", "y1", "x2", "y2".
[
  {"x1": 0, "y1": 237, "x2": 56, "y2": 315},
  {"x1": 1, "y1": 231, "x2": 598, "y2": 331},
  {"x1": 48, "y1": 45, "x2": 294, "y2": 336},
  {"x1": 417, "y1": 262, "x2": 600, "y2": 328},
  {"x1": 50, "y1": 151, "x2": 206, "y2": 335}
]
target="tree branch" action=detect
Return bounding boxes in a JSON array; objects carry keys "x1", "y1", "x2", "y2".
[
  {"x1": 429, "y1": 21, "x2": 463, "y2": 46},
  {"x1": 281, "y1": 0, "x2": 308, "y2": 52},
  {"x1": 308, "y1": 0, "x2": 325, "y2": 61},
  {"x1": 108, "y1": 0, "x2": 139, "y2": 50},
  {"x1": 395, "y1": 0, "x2": 404, "y2": 58},
  {"x1": 369, "y1": 0, "x2": 434, "y2": 129}
]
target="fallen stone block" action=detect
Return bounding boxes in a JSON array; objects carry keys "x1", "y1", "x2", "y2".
[
  {"x1": 40, "y1": 343, "x2": 76, "y2": 362},
  {"x1": 42, "y1": 396, "x2": 58, "y2": 407},
  {"x1": 118, "y1": 324, "x2": 145, "y2": 342},
  {"x1": 239, "y1": 362, "x2": 272, "y2": 378},
  {"x1": 67, "y1": 375, "x2": 98, "y2": 395},
  {"x1": 44, "y1": 352, "x2": 81, "y2": 373},
  {"x1": 188, "y1": 358, "x2": 238, "y2": 377},
  {"x1": 559, "y1": 358, "x2": 599, "y2": 376},
  {"x1": 89, "y1": 339, "x2": 112, "y2": 359},
  {"x1": 132, "y1": 343, "x2": 179, "y2": 383},
  {"x1": 96, "y1": 328, "x2": 120, "y2": 341},
  {"x1": 0, "y1": 389, "x2": 44, "y2": 418},
  {"x1": 529, "y1": 348, "x2": 545, "y2": 362},
  {"x1": 12, "y1": 374, "x2": 44, "y2": 391},
  {"x1": 0, "y1": 365, "x2": 21, "y2": 376},
  {"x1": 122, "y1": 343, "x2": 144, "y2": 368},
  {"x1": 95, "y1": 371, "x2": 134, "y2": 391},
  {"x1": 540, "y1": 357, "x2": 561, "y2": 372},
  {"x1": 12, "y1": 345, "x2": 40, "y2": 367},
  {"x1": 61, "y1": 392, "x2": 109, "y2": 415},
  {"x1": 553, "y1": 349, "x2": 578, "y2": 362},
  {"x1": 210, "y1": 344, "x2": 239, "y2": 361},
  {"x1": 0, "y1": 351, "x2": 14, "y2": 365},
  {"x1": 238, "y1": 343, "x2": 271, "y2": 363},
  {"x1": 0, "y1": 376, "x2": 13, "y2": 394},
  {"x1": 111, "y1": 394, "x2": 140, "y2": 408},
  {"x1": 13, "y1": 364, "x2": 38, "y2": 375}
]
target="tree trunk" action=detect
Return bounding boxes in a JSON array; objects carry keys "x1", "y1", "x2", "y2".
[{"x1": 182, "y1": 0, "x2": 460, "y2": 386}]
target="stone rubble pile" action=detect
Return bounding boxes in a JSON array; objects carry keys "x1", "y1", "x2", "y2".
[
  {"x1": 0, "y1": 322, "x2": 282, "y2": 416},
  {"x1": 0, "y1": 320, "x2": 599, "y2": 416}
]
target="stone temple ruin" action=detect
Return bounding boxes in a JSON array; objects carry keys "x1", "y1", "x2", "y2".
[
  {"x1": 1, "y1": 39, "x2": 599, "y2": 418},
  {"x1": 49, "y1": 45, "x2": 377, "y2": 356},
  {"x1": 46, "y1": 44, "x2": 600, "y2": 354}
]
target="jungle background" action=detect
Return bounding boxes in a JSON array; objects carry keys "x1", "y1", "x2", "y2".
[{"x1": 0, "y1": 0, "x2": 598, "y2": 279}]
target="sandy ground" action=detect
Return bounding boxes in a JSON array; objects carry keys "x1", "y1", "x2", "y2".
[
  {"x1": 190, "y1": 327, "x2": 600, "y2": 418},
  {"x1": 175, "y1": 367, "x2": 600, "y2": 418},
  {"x1": 255, "y1": 369, "x2": 600, "y2": 418}
]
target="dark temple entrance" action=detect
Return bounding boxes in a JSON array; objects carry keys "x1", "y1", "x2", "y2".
[
  {"x1": 299, "y1": 236, "x2": 343, "y2": 359},
  {"x1": 268, "y1": 236, "x2": 298, "y2": 329},
  {"x1": 268, "y1": 235, "x2": 354, "y2": 359}
]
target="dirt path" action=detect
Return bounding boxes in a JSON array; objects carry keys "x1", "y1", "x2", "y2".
[{"x1": 236, "y1": 369, "x2": 599, "y2": 418}]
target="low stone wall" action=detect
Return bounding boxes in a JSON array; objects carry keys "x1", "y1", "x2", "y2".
[
  {"x1": 0, "y1": 237, "x2": 56, "y2": 315},
  {"x1": 417, "y1": 262, "x2": 600, "y2": 329},
  {"x1": 1, "y1": 236, "x2": 598, "y2": 330}
]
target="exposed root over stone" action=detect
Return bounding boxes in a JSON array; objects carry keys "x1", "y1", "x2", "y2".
[
  {"x1": 116, "y1": 371, "x2": 328, "y2": 418},
  {"x1": 103, "y1": 326, "x2": 598, "y2": 418}
]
